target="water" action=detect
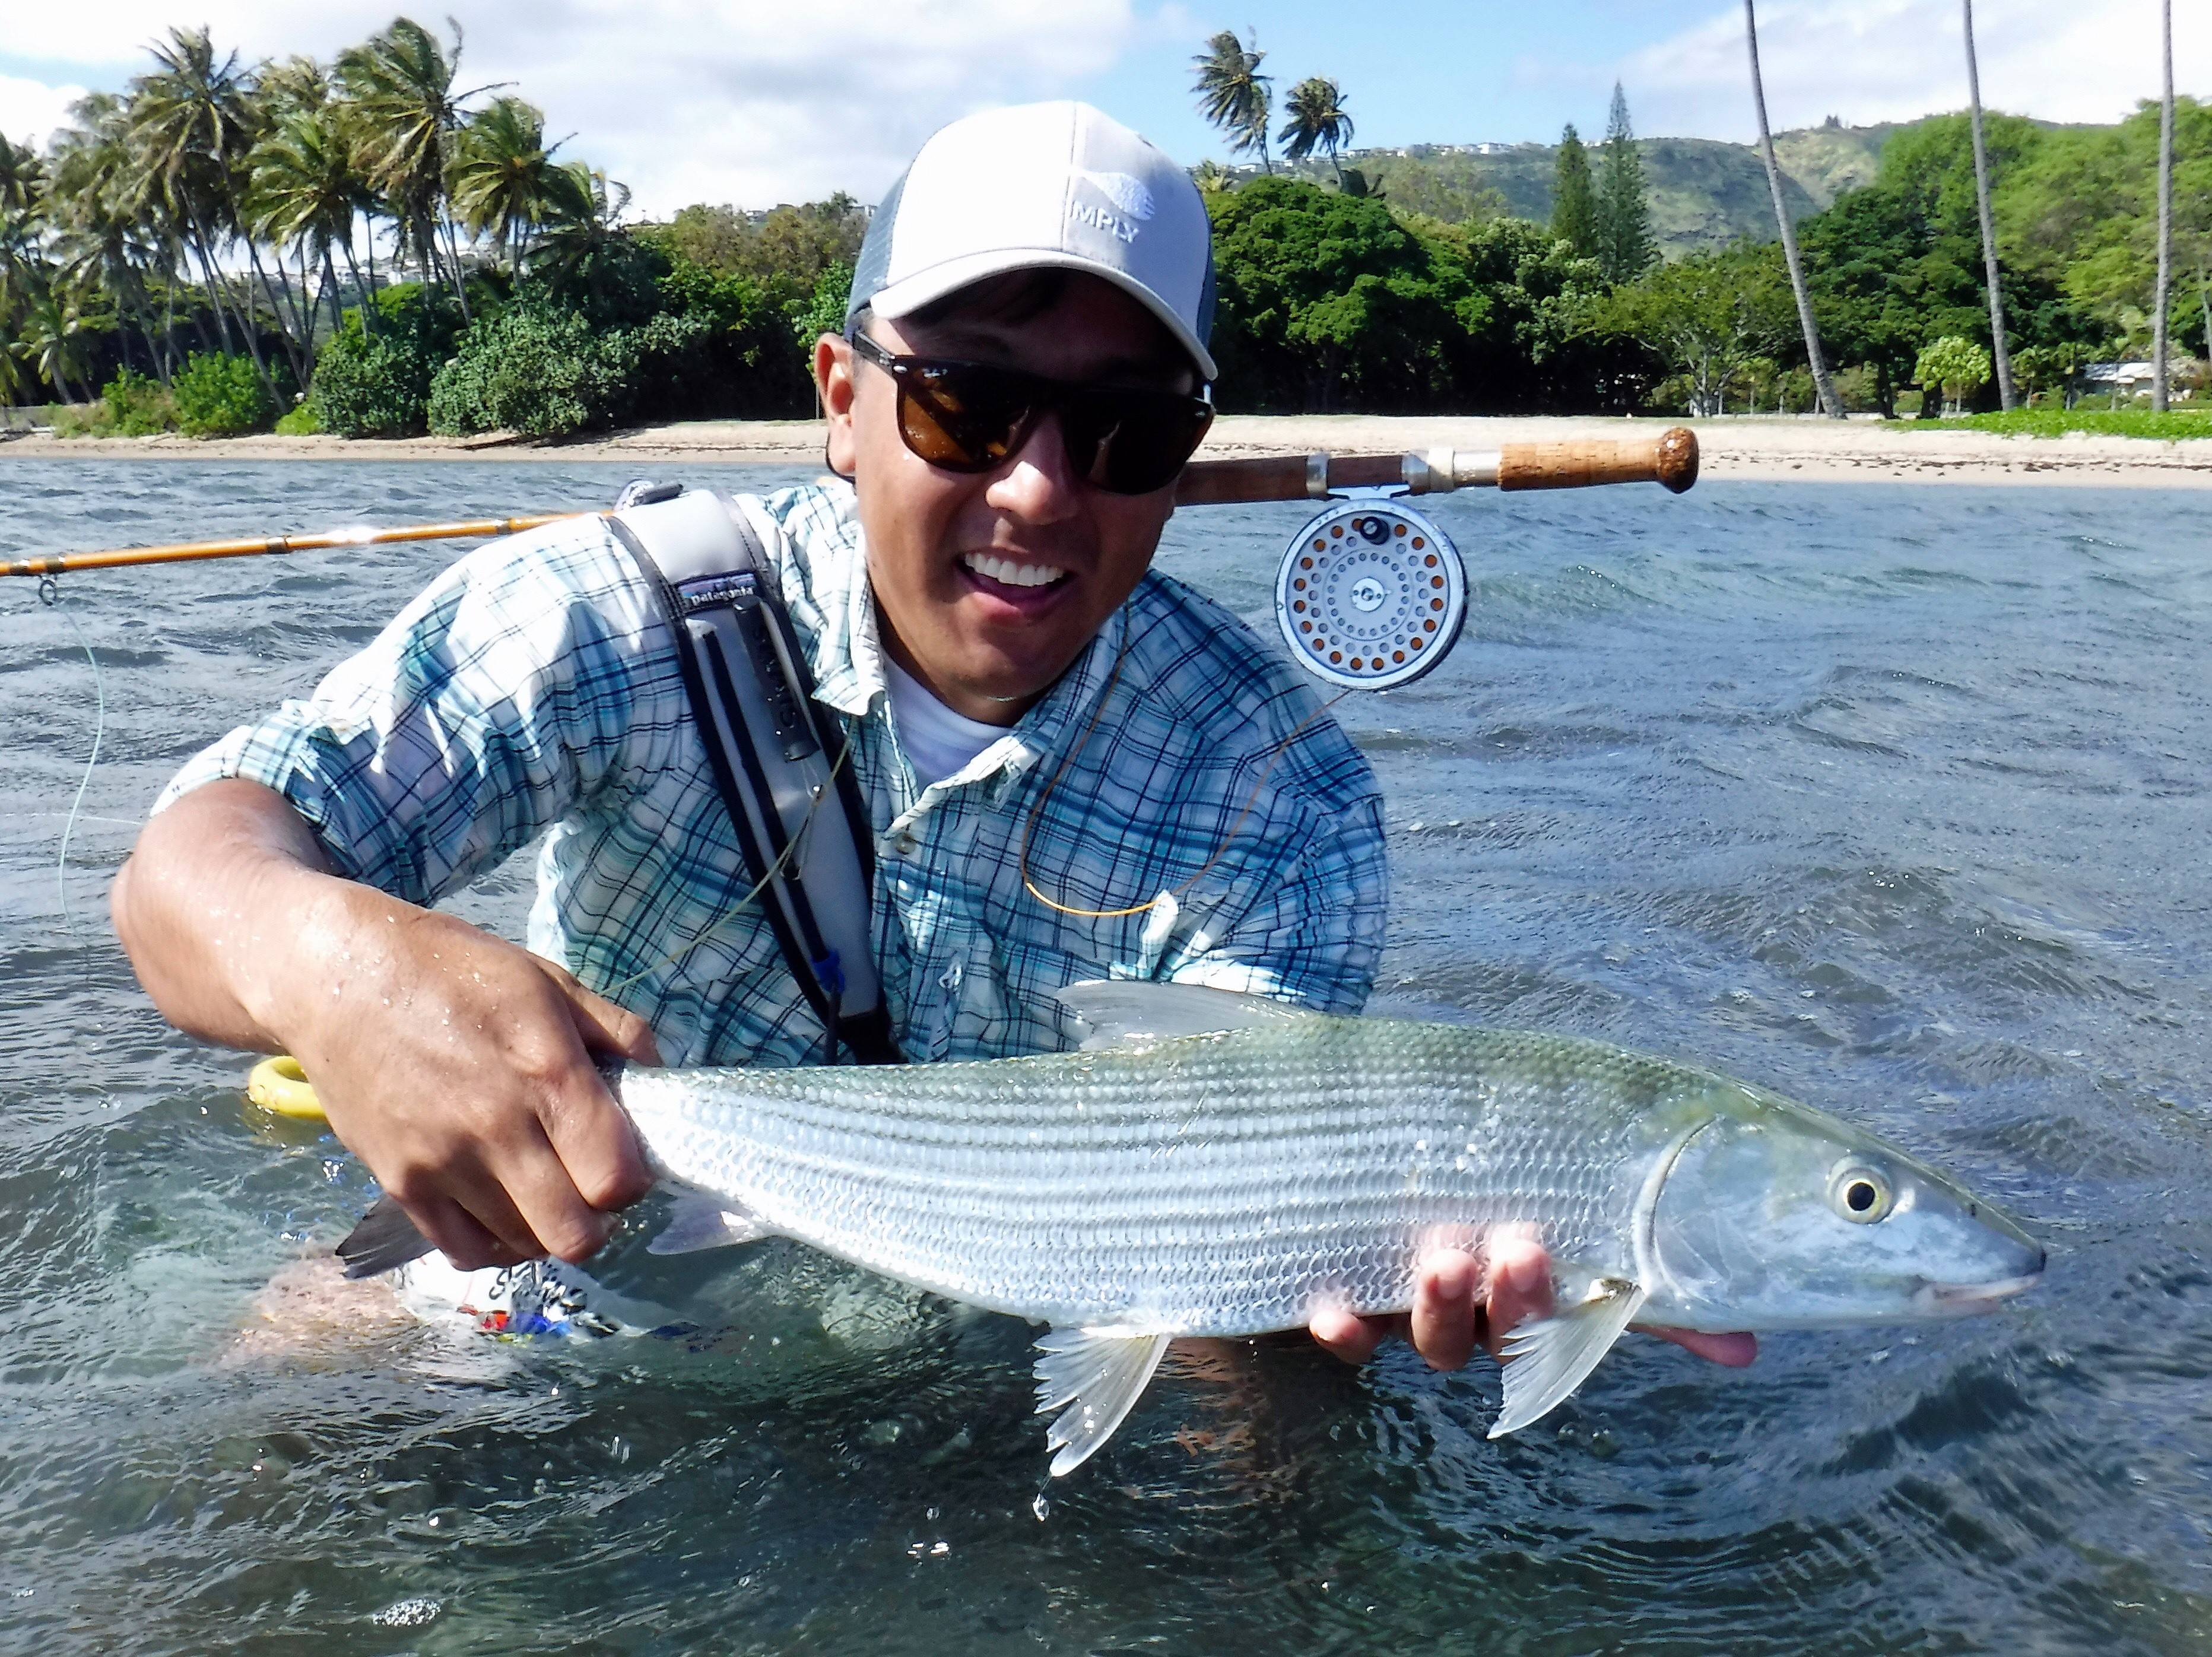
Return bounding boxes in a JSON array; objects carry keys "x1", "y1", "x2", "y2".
[{"x1": 4, "y1": 459, "x2": 2210, "y2": 1653}]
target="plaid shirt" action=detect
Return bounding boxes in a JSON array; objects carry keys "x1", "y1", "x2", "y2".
[{"x1": 158, "y1": 484, "x2": 1389, "y2": 1066}]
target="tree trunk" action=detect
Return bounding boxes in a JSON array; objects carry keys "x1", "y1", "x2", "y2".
[
  {"x1": 1745, "y1": 0, "x2": 1844, "y2": 418},
  {"x1": 2153, "y1": 0, "x2": 2174, "y2": 412},
  {"x1": 1963, "y1": 0, "x2": 2016, "y2": 410}
]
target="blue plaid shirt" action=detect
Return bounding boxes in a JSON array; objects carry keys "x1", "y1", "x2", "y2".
[{"x1": 158, "y1": 484, "x2": 1389, "y2": 1066}]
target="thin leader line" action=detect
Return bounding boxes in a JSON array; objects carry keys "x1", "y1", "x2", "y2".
[
  {"x1": 1017, "y1": 616, "x2": 1351, "y2": 921},
  {"x1": 599, "y1": 725, "x2": 856, "y2": 998},
  {"x1": 39, "y1": 577, "x2": 106, "y2": 941}
]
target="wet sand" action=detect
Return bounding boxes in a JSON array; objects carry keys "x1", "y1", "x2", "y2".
[{"x1": 5, "y1": 412, "x2": 2210, "y2": 486}]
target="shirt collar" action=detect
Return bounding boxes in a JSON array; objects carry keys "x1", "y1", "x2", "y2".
[{"x1": 780, "y1": 487, "x2": 1132, "y2": 791}]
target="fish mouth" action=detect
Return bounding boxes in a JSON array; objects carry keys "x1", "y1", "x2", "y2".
[{"x1": 1913, "y1": 1266, "x2": 2044, "y2": 1317}]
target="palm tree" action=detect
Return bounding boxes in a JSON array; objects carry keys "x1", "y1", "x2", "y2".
[
  {"x1": 1744, "y1": 0, "x2": 1842, "y2": 417},
  {"x1": 528, "y1": 161, "x2": 630, "y2": 286},
  {"x1": 49, "y1": 101, "x2": 172, "y2": 380},
  {"x1": 1191, "y1": 30, "x2": 1272, "y2": 173},
  {"x1": 448, "y1": 97, "x2": 567, "y2": 272},
  {"x1": 13, "y1": 282, "x2": 94, "y2": 404},
  {"x1": 1962, "y1": 0, "x2": 2015, "y2": 410},
  {"x1": 337, "y1": 17, "x2": 493, "y2": 318},
  {"x1": 249, "y1": 106, "x2": 375, "y2": 351},
  {"x1": 129, "y1": 26, "x2": 291, "y2": 391},
  {"x1": 1279, "y1": 77, "x2": 1353, "y2": 184},
  {"x1": 2153, "y1": 0, "x2": 2174, "y2": 412}
]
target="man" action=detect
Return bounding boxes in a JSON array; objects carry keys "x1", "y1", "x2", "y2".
[{"x1": 113, "y1": 102, "x2": 1750, "y2": 1377}]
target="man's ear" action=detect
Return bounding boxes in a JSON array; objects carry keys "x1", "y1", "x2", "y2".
[{"x1": 815, "y1": 334, "x2": 858, "y2": 477}]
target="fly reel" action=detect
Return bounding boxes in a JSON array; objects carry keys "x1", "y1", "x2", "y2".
[{"x1": 1274, "y1": 497, "x2": 1466, "y2": 691}]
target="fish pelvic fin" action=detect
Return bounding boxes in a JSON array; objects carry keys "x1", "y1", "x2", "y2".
[
  {"x1": 337, "y1": 1194, "x2": 437, "y2": 1280},
  {"x1": 646, "y1": 1189, "x2": 772, "y2": 1256},
  {"x1": 1488, "y1": 1275, "x2": 1649, "y2": 1439},
  {"x1": 1033, "y1": 1326, "x2": 1174, "y2": 1477},
  {"x1": 1052, "y1": 979, "x2": 1317, "y2": 1051}
]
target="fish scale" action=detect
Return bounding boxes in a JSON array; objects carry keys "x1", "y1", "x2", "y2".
[{"x1": 622, "y1": 1019, "x2": 1679, "y2": 1334}]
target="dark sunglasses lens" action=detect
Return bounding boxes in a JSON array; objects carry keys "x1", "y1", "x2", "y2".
[
  {"x1": 1062, "y1": 393, "x2": 1214, "y2": 494},
  {"x1": 899, "y1": 364, "x2": 1034, "y2": 471}
]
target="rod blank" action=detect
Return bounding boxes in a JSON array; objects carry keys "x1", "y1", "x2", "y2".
[{"x1": 7, "y1": 429, "x2": 1699, "y2": 577}]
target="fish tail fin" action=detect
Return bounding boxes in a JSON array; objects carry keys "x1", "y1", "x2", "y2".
[{"x1": 336, "y1": 1195, "x2": 437, "y2": 1279}]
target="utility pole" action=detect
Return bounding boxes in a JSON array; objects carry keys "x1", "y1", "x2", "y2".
[
  {"x1": 1746, "y1": 0, "x2": 1843, "y2": 417},
  {"x1": 2153, "y1": 0, "x2": 2174, "y2": 412},
  {"x1": 1964, "y1": 0, "x2": 2015, "y2": 410}
]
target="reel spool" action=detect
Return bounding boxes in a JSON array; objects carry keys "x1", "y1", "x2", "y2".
[{"x1": 1274, "y1": 497, "x2": 1466, "y2": 692}]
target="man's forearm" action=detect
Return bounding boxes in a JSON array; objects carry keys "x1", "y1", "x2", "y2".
[{"x1": 111, "y1": 777, "x2": 360, "y2": 1052}]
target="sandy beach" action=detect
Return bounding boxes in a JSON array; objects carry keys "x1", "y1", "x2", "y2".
[{"x1": 4, "y1": 412, "x2": 2210, "y2": 487}]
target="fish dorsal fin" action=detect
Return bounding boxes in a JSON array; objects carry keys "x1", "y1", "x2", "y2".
[
  {"x1": 1033, "y1": 1326, "x2": 1175, "y2": 1476},
  {"x1": 646, "y1": 1189, "x2": 773, "y2": 1256},
  {"x1": 1488, "y1": 1275, "x2": 1649, "y2": 1439},
  {"x1": 1052, "y1": 979, "x2": 1316, "y2": 1052}
]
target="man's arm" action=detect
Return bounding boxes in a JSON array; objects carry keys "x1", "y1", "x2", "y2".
[{"x1": 113, "y1": 777, "x2": 656, "y2": 1267}]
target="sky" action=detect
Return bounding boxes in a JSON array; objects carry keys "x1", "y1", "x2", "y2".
[{"x1": 3, "y1": 1, "x2": 2206, "y2": 219}]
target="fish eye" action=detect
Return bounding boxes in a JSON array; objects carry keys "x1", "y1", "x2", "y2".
[{"x1": 1827, "y1": 1161, "x2": 1894, "y2": 1224}]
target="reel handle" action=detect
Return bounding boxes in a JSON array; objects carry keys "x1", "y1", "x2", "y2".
[{"x1": 1175, "y1": 426, "x2": 1699, "y2": 507}]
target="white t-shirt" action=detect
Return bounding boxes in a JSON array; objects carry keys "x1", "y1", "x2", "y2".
[{"x1": 884, "y1": 655, "x2": 1011, "y2": 785}]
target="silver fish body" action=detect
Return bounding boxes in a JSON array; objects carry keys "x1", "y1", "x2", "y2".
[{"x1": 610, "y1": 982, "x2": 2043, "y2": 1474}]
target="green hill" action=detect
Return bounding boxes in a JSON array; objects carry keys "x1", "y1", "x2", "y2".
[{"x1": 1251, "y1": 120, "x2": 1897, "y2": 258}]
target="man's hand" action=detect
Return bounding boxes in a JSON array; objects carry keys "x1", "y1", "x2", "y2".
[
  {"x1": 1308, "y1": 1234, "x2": 1758, "y2": 1370},
  {"x1": 113, "y1": 779, "x2": 657, "y2": 1269}
]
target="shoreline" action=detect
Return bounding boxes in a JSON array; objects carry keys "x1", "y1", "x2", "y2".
[{"x1": 4, "y1": 414, "x2": 2211, "y2": 487}]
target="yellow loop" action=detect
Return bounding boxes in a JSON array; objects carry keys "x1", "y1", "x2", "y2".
[{"x1": 246, "y1": 1055, "x2": 326, "y2": 1122}]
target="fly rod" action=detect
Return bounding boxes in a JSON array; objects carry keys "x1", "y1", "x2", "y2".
[{"x1": 3, "y1": 428, "x2": 1696, "y2": 579}]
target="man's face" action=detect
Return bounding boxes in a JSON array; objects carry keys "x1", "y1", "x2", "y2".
[{"x1": 816, "y1": 275, "x2": 1194, "y2": 724}]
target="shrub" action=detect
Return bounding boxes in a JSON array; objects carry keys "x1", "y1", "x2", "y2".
[
  {"x1": 1913, "y1": 335, "x2": 1992, "y2": 417},
  {"x1": 274, "y1": 399, "x2": 320, "y2": 436},
  {"x1": 428, "y1": 304, "x2": 709, "y2": 438},
  {"x1": 52, "y1": 367, "x2": 177, "y2": 436},
  {"x1": 100, "y1": 367, "x2": 178, "y2": 434},
  {"x1": 310, "y1": 284, "x2": 464, "y2": 437},
  {"x1": 172, "y1": 351, "x2": 277, "y2": 437}
]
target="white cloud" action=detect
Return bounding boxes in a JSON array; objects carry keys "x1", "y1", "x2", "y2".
[
  {"x1": 2, "y1": 1, "x2": 1145, "y2": 215},
  {"x1": 1588, "y1": 0, "x2": 2212, "y2": 139},
  {"x1": 0, "y1": 72, "x2": 90, "y2": 151}
]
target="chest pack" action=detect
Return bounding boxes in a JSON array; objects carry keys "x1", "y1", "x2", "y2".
[{"x1": 605, "y1": 484, "x2": 902, "y2": 1066}]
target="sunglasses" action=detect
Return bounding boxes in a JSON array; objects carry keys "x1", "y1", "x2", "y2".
[{"x1": 849, "y1": 331, "x2": 1213, "y2": 497}]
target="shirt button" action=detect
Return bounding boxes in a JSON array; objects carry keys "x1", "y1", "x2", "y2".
[{"x1": 897, "y1": 834, "x2": 920, "y2": 855}]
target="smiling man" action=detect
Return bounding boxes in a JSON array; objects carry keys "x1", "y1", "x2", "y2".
[{"x1": 111, "y1": 101, "x2": 1751, "y2": 1378}]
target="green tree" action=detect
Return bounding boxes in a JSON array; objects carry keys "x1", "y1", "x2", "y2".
[
  {"x1": 1279, "y1": 77, "x2": 1353, "y2": 185},
  {"x1": 1551, "y1": 123, "x2": 1597, "y2": 258},
  {"x1": 1205, "y1": 176, "x2": 1472, "y2": 410},
  {"x1": 248, "y1": 106, "x2": 374, "y2": 351},
  {"x1": 1192, "y1": 30, "x2": 1272, "y2": 173},
  {"x1": 1916, "y1": 333, "x2": 1991, "y2": 412},
  {"x1": 336, "y1": 17, "x2": 481, "y2": 315},
  {"x1": 129, "y1": 26, "x2": 283, "y2": 387},
  {"x1": 1600, "y1": 241, "x2": 1797, "y2": 415},
  {"x1": 448, "y1": 96, "x2": 566, "y2": 272},
  {"x1": 1594, "y1": 82, "x2": 1655, "y2": 284}
]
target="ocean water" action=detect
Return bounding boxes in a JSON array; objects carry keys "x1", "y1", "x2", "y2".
[{"x1": 3, "y1": 459, "x2": 2210, "y2": 1654}]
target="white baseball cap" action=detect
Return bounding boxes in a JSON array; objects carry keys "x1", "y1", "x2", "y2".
[{"x1": 845, "y1": 101, "x2": 1218, "y2": 382}]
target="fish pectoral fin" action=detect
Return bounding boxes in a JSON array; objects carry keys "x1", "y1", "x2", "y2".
[
  {"x1": 1033, "y1": 1326, "x2": 1175, "y2": 1477},
  {"x1": 337, "y1": 1194, "x2": 437, "y2": 1279},
  {"x1": 1488, "y1": 1275, "x2": 1649, "y2": 1440},
  {"x1": 1053, "y1": 979, "x2": 1318, "y2": 1050},
  {"x1": 645, "y1": 1189, "x2": 772, "y2": 1256}
]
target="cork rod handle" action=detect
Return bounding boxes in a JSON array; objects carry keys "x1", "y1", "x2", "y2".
[{"x1": 1173, "y1": 427, "x2": 1697, "y2": 507}]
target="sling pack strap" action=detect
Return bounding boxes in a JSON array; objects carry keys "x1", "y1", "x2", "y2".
[{"x1": 607, "y1": 488, "x2": 902, "y2": 1066}]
